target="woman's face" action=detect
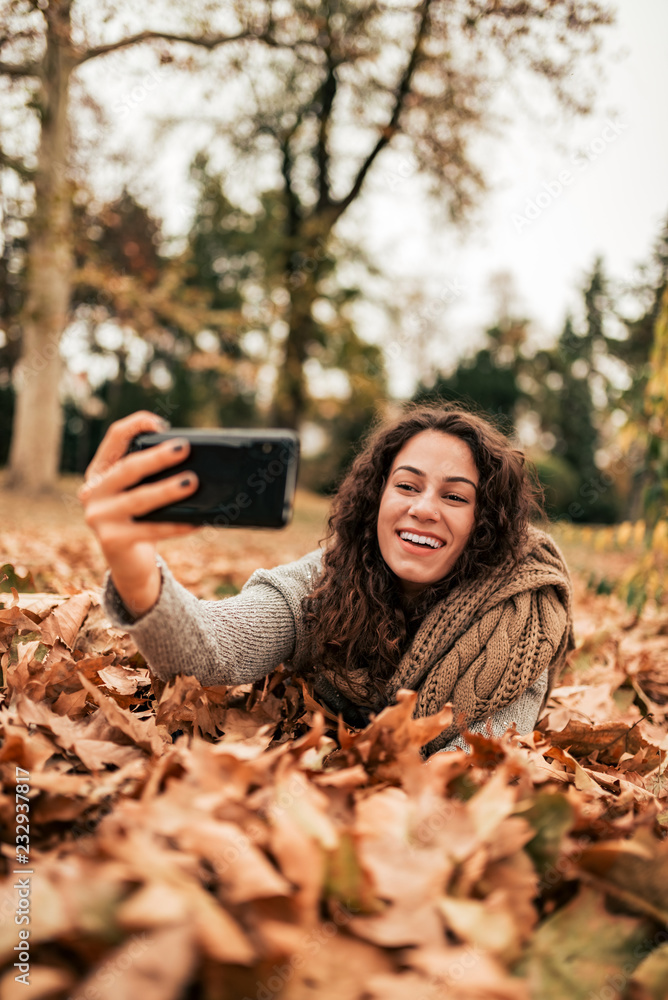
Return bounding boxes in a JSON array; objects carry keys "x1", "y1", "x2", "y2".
[{"x1": 376, "y1": 429, "x2": 479, "y2": 596}]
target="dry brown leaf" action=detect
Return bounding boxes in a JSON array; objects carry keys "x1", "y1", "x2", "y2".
[
  {"x1": 77, "y1": 672, "x2": 169, "y2": 756},
  {"x1": 544, "y1": 744, "x2": 609, "y2": 795},
  {"x1": 71, "y1": 925, "x2": 198, "y2": 1000},
  {"x1": 541, "y1": 718, "x2": 665, "y2": 773},
  {"x1": 116, "y1": 881, "x2": 191, "y2": 929},
  {"x1": 11, "y1": 694, "x2": 146, "y2": 771},
  {"x1": 0, "y1": 711, "x2": 59, "y2": 771},
  {"x1": 97, "y1": 663, "x2": 151, "y2": 696},
  {"x1": 1, "y1": 530, "x2": 668, "y2": 999},
  {"x1": 279, "y1": 928, "x2": 396, "y2": 1000},
  {"x1": 185, "y1": 882, "x2": 256, "y2": 964},
  {"x1": 575, "y1": 827, "x2": 668, "y2": 923},
  {"x1": 0, "y1": 605, "x2": 42, "y2": 631},
  {"x1": 349, "y1": 900, "x2": 445, "y2": 949},
  {"x1": 438, "y1": 895, "x2": 526, "y2": 961},
  {"x1": 39, "y1": 591, "x2": 95, "y2": 648},
  {"x1": 400, "y1": 944, "x2": 533, "y2": 999},
  {"x1": 0, "y1": 964, "x2": 75, "y2": 1000}
]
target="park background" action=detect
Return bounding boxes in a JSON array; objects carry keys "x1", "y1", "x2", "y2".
[
  {"x1": 2, "y1": 2, "x2": 668, "y2": 999},
  {"x1": 2, "y1": 0, "x2": 668, "y2": 609}
]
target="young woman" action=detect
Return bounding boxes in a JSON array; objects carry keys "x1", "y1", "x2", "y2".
[{"x1": 80, "y1": 403, "x2": 574, "y2": 756}]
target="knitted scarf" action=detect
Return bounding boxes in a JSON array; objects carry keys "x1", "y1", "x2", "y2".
[{"x1": 312, "y1": 524, "x2": 574, "y2": 755}]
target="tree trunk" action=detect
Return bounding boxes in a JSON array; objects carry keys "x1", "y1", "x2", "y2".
[
  {"x1": 271, "y1": 279, "x2": 318, "y2": 429},
  {"x1": 271, "y1": 215, "x2": 336, "y2": 429},
  {"x1": 6, "y1": 7, "x2": 74, "y2": 494}
]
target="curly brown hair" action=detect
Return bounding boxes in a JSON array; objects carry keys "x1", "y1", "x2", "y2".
[{"x1": 291, "y1": 401, "x2": 545, "y2": 699}]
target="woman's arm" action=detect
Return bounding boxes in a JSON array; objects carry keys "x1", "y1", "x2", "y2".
[
  {"x1": 79, "y1": 411, "x2": 201, "y2": 619},
  {"x1": 102, "y1": 549, "x2": 324, "y2": 686},
  {"x1": 81, "y1": 410, "x2": 325, "y2": 686}
]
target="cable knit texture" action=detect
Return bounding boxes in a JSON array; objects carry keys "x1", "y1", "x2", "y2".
[{"x1": 384, "y1": 524, "x2": 574, "y2": 755}]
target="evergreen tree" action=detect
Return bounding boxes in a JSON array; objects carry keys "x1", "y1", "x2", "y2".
[
  {"x1": 412, "y1": 315, "x2": 531, "y2": 433},
  {"x1": 612, "y1": 216, "x2": 668, "y2": 518},
  {"x1": 532, "y1": 260, "x2": 620, "y2": 522}
]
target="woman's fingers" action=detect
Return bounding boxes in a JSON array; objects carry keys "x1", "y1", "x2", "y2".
[
  {"x1": 85, "y1": 470, "x2": 199, "y2": 529},
  {"x1": 122, "y1": 522, "x2": 200, "y2": 543},
  {"x1": 81, "y1": 411, "x2": 169, "y2": 493},
  {"x1": 96, "y1": 520, "x2": 200, "y2": 560},
  {"x1": 80, "y1": 436, "x2": 191, "y2": 503}
]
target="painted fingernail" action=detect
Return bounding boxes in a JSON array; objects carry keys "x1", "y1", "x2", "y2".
[
  {"x1": 173, "y1": 443, "x2": 184, "y2": 452},
  {"x1": 180, "y1": 476, "x2": 192, "y2": 487}
]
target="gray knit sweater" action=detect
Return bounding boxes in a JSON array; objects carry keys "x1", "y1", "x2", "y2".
[{"x1": 102, "y1": 548, "x2": 548, "y2": 754}]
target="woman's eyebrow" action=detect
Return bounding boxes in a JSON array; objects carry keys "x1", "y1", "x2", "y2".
[{"x1": 393, "y1": 465, "x2": 478, "y2": 491}]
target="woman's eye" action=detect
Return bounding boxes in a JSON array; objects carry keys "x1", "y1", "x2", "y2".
[{"x1": 396, "y1": 483, "x2": 467, "y2": 503}]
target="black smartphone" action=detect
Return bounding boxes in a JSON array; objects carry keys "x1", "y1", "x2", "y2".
[{"x1": 126, "y1": 428, "x2": 300, "y2": 528}]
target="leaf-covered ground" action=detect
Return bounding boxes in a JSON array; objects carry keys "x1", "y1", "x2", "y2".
[{"x1": 1, "y1": 481, "x2": 668, "y2": 1000}]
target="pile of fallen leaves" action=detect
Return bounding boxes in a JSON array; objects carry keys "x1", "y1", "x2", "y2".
[{"x1": 1, "y1": 567, "x2": 668, "y2": 1000}]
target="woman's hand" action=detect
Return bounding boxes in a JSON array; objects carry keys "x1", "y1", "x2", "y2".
[{"x1": 79, "y1": 410, "x2": 200, "y2": 620}]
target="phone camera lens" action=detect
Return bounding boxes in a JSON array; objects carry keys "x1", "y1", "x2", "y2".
[{"x1": 262, "y1": 443, "x2": 273, "y2": 454}]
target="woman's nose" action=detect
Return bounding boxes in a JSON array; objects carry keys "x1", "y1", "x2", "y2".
[{"x1": 408, "y1": 493, "x2": 438, "y2": 518}]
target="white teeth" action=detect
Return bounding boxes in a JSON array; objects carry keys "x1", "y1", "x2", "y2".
[{"x1": 399, "y1": 531, "x2": 443, "y2": 549}]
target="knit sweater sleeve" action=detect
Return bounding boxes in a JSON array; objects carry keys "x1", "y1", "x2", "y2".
[
  {"x1": 100, "y1": 548, "x2": 324, "y2": 686},
  {"x1": 433, "y1": 668, "x2": 548, "y2": 755}
]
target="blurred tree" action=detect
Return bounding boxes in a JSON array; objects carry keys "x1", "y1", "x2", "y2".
[
  {"x1": 182, "y1": 154, "x2": 388, "y2": 486},
  {"x1": 70, "y1": 185, "x2": 254, "y2": 430},
  {"x1": 0, "y1": 180, "x2": 28, "y2": 463},
  {"x1": 612, "y1": 217, "x2": 668, "y2": 381},
  {"x1": 530, "y1": 261, "x2": 620, "y2": 522},
  {"x1": 298, "y1": 311, "x2": 387, "y2": 495},
  {"x1": 640, "y1": 285, "x2": 668, "y2": 528},
  {"x1": 0, "y1": 0, "x2": 284, "y2": 492},
  {"x1": 609, "y1": 285, "x2": 668, "y2": 615},
  {"x1": 411, "y1": 318, "x2": 530, "y2": 428},
  {"x1": 610, "y1": 216, "x2": 668, "y2": 518},
  {"x1": 542, "y1": 315, "x2": 599, "y2": 482},
  {"x1": 189, "y1": 0, "x2": 614, "y2": 430},
  {"x1": 0, "y1": 0, "x2": 614, "y2": 489}
]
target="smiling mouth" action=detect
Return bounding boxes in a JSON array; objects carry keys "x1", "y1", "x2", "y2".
[{"x1": 396, "y1": 530, "x2": 445, "y2": 552}]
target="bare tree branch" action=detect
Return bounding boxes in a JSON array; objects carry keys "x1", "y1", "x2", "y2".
[
  {"x1": 280, "y1": 131, "x2": 303, "y2": 242},
  {"x1": 0, "y1": 29, "x2": 40, "y2": 50},
  {"x1": 73, "y1": 29, "x2": 279, "y2": 67},
  {"x1": 0, "y1": 148, "x2": 36, "y2": 179},
  {"x1": 314, "y1": 46, "x2": 337, "y2": 212},
  {"x1": 0, "y1": 58, "x2": 39, "y2": 76},
  {"x1": 330, "y1": 0, "x2": 433, "y2": 223}
]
